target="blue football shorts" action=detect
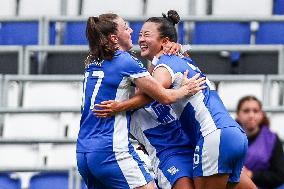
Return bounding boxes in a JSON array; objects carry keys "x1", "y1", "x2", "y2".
[{"x1": 193, "y1": 126, "x2": 248, "y2": 183}]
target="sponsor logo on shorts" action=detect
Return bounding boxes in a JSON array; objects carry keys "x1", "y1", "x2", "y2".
[
  {"x1": 167, "y1": 166, "x2": 179, "y2": 176},
  {"x1": 193, "y1": 146, "x2": 200, "y2": 167}
]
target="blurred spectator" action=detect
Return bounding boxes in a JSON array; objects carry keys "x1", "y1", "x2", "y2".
[{"x1": 236, "y1": 95, "x2": 284, "y2": 189}]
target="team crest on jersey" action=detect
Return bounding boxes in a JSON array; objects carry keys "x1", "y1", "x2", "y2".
[{"x1": 167, "y1": 166, "x2": 179, "y2": 176}]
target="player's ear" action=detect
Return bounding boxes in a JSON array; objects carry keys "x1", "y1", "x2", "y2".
[
  {"x1": 109, "y1": 34, "x2": 118, "y2": 45},
  {"x1": 161, "y1": 37, "x2": 170, "y2": 46}
]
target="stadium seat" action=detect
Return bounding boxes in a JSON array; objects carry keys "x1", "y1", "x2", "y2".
[
  {"x1": 0, "y1": 145, "x2": 41, "y2": 167},
  {"x1": 0, "y1": 75, "x2": 2, "y2": 106},
  {"x1": 146, "y1": 0, "x2": 190, "y2": 16},
  {"x1": 45, "y1": 144, "x2": 76, "y2": 167},
  {"x1": 266, "y1": 76, "x2": 284, "y2": 107},
  {"x1": 82, "y1": 0, "x2": 144, "y2": 17},
  {"x1": 3, "y1": 114, "x2": 63, "y2": 139},
  {"x1": 129, "y1": 21, "x2": 143, "y2": 45},
  {"x1": 217, "y1": 81, "x2": 264, "y2": 109},
  {"x1": 267, "y1": 80, "x2": 284, "y2": 107},
  {"x1": 0, "y1": 49, "x2": 21, "y2": 74},
  {"x1": 192, "y1": 22, "x2": 251, "y2": 44},
  {"x1": 212, "y1": 0, "x2": 272, "y2": 16},
  {"x1": 0, "y1": 22, "x2": 39, "y2": 45},
  {"x1": 269, "y1": 112, "x2": 284, "y2": 141},
  {"x1": 255, "y1": 22, "x2": 284, "y2": 44},
  {"x1": 49, "y1": 21, "x2": 86, "y2": 45},
  {"x1": 0, "y1": 174, "x2": 21, "y2": 189},
  {"x1": 177, "y1": 22, "x2": 186, "y2": 44},
  {"x1": 66, "y1": 0, "x2": 80, "y2": 16},
  {"x1": 273, "y1": 0, "x2": 284, "y2": 15},
  {"x1": 0, "y1": 0, "x2": 16, "y2": 16},
  {"x1": 48, "y1": 22, "x2": 57, "y2": 45},
  {"x1": 191, "y1": 22, "x2": 250, "y2": 73},
  {"x1": 194, "y1": 0, "x2": 208, "y2": 15},
  {"x1": 19, "y1": 0, "x2": 61, "y2": 16},
  {"x1": 41, "y1": 52, "x2": 86, "y2": 74},
  {"x1": 63, "y1": 22, "x2": 87, "y2": 45},
  {"x1": 23, "y1": 82, "x2": 82, "y2": 107},
  {"x1": 60, "y1": 113, "x2": 81, "y2": 139},
  {"x1": 6, "y1": 81, "x2": 20, "y2": 107},
  {"x1": 29, "y1": 172, "x2": 69, "y2": 189}
]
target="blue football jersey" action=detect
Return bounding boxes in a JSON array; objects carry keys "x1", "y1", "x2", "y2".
[
  {"x1": 130, "y1": 104, "x2": 194, "y2": 186},
  {"x1": 131, "y1": 101, "x2": 194, "y2": 162},
  {"x1": 77, "y1": 50, "x2": 150, "y2": 152},
  {"x1": 155, "y1": 55, "x2": 241, "y2": 145}
]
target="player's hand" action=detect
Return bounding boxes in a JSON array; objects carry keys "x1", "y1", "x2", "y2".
[
  {"x1": 93, "y1": 100, "x2": 120, "y2": 118},
  {"x1": 162, "y1": 41, "x2": 181, "y2": 55},
  {"x1": 181, "y1": 71, "x2": 207, "y2": 96}
]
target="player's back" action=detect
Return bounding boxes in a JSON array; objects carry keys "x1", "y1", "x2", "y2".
[
  {"x1": 156, "y1": 55, "x2": 241, "y2": 143},
  {"x1": 77, "y1": 50, "x2": 149, "y2": 153}
]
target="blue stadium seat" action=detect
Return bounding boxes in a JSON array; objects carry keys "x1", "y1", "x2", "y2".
[
  {"x1": 129, "y1": 21, "x2": 143, "y2": 45},
  {"x1": 177, "y1": 22, "x2": 185, "y2": 44},
  {"x1": 273, "y1": 0, "x2": 284, "y2": 15},
  {"x1": 0, "y1": 22, "x2": 39, "y2": 45},
  {"x1": 192, "y1": 22, "x2": 251, "y2": 44},
  {"x1": 29, "y1": 172, "x2": 68, "y2": 189},
  {"x1": 63, "y1": 21, "x2": 87, "y2": 45},
  {"x1": 49, "y1": 22, "x2": 56, "y2": 45},
  {"x1": 256, "y1": 22, "x2": 284, "y2": 44},
  {"x1": 0, "y1": 174, "x2": 21, "y2": 189},
  {"x1": 191, "y1": 22, "x2": 251, "y2": 73}
]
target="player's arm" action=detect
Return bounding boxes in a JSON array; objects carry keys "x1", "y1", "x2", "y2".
[
  {"x1": 94, "y1": 72, "x2": 205, "y2": 117},
  {"x1": 131, "y1": 70, "x2": 204, "y2": 105},
  {"x1": 93, "y1": 71, "x2": 191, "y2": 117},
  {"x1": 93, "y1": 90, "x2": 152, "y2": 118}
]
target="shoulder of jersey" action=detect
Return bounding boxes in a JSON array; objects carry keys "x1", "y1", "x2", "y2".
[
  {"x1": 130, "y1": 54, "x2": 144, "y2": 68},
  {"x1": 158, "y1": 54, "x2": 179, "y2": 65}
]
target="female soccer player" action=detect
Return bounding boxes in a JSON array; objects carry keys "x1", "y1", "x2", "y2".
[
  {"x1": 94, "y1": 10, "x2": 257, "y2": 189},
  {"x1": 77, "y1": 13, "x2": 201, "y2": 189}
]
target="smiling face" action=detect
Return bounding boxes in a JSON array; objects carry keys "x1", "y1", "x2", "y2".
[
  {"x1": 138, "y1": 22, "x2": 164, "y2": 61},
  {"x1": 114, "y1": 17, "x2": 133, "y2": 51},
  {"x1": 237, "y1": 99, "x2": 263, "y2": 136}
]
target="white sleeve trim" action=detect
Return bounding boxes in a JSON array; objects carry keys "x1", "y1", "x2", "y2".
[
  {"x1": 151, "y1": 56, "x2": 159, "y2": 66},
  {"x1": 130, "y1": 71, "x2": 150, "y2": 82},
  {"x1": 153, "y1": 64, "x2": 175, "y2": 84}
]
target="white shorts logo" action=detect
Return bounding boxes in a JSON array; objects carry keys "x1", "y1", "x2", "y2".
[
  {"x1": 194, "y1": 146, "x2": 200, "y2": 166},
  {"x1": 167, "y1": 166, "x2": 179, "y2": 176}
]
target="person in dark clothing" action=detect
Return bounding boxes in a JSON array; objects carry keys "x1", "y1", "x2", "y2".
[{"x1": 236, "y1": 95, "x2": 284, "y2": 189}]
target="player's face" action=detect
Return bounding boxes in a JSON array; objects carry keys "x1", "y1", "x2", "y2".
[
  {"x1": 115, "y1": 17, "x2": 133, "y2": 51},
  {"x1": 237, "y1": 100, "x2": 263, "y2": 135},
  {"x1": 138, "y1": 22, "x2": 163, "y2": 61}
]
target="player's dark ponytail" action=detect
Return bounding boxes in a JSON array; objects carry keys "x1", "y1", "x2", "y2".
[
  {"x1": 164, "y1": 10, "x2": 180, "y2": 25},
  {"x1": 85, "y1": 14, "x2": 119, "y2": 66},
  {"x1": 85, "y1": 16, "x2": 100, "y2": 66}
]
